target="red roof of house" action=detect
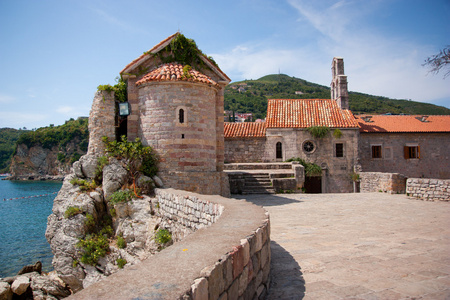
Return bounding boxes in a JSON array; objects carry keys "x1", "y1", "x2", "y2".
[
  {"x1": 357, "y1": 115, "x2": 450, "y2": 133},
  {"x1": 120, "y1": 33, "x2": 231, "y2": 83},
  {"x1": 266, "y1": 99, "x2": 359, "y2": 128},
  {"x1": 224, "y1": 122, "x2": 267, "y2": 138},
  {"x1": 136, "y1": 63, "x2": 219, "y2": 87}
]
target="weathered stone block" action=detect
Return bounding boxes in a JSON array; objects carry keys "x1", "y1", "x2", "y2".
[{"x1": 191, "y1": 277, "x2": 208, "y2": 300}]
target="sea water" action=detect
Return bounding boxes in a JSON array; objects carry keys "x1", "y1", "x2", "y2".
[{"x1": 0, "y1": 178, "x2": 62, "y2": 277}]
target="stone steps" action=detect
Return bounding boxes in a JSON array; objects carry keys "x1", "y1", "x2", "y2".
[{"x1": 242, "y1": 173, "x2": 275, "y2": 194}]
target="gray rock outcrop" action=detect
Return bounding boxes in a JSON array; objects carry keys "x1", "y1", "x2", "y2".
[
  {"x1": 0, "y1": 269, "x2": 71, "y2": 300},
  {"x1": 45, "y1": 154, "x2": 165, "y2": 294},
  {"x1": 9, "y1": 138, "x2": 86, "y2": 180}
]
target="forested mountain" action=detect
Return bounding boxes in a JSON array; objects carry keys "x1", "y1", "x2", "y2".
[
  {"x1": 0, "y1": 128, "x2": 27, "y2": 173},
  {"x1": 224, "y1": 74, "x2": 450, "y2": 119},
  {"x1": 4, "y1": 118, "x2": 89, "y2": 178}
]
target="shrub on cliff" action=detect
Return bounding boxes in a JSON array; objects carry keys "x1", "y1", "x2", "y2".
[
  {"x1": 102, "y1": 136, "x2": 158, "y2": 196},
  {"x1": 76, "y1": 233, "x2": 110, "y2": 265}
]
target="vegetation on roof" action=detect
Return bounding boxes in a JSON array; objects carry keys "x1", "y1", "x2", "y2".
[
  {"x1": 224, "y1": 74, "x2": 450, "y2": 119},
  {"x1": 150, "y1": 33, "x2": 218, "y2": 70}
]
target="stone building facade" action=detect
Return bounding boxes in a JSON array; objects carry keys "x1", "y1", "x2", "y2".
[
  {"x1": 225, "y1": 99, "x2": 360, "y2": 193},
  {"x1": 224, "y1": 57, "x2": 450, "y2": 193},
  {"x1": 358, "y1": 115, "x2": 450, "y2": 179}
]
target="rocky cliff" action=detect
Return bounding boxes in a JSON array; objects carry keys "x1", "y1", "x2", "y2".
[
  {"x1": 45, "y1": 152, "x2": 180, "y2": 294},
  {"x1": 8, "y1": 118, "x2": 89, "y2": 180},
  {"x1": 10, "y1": 138, "x2": 86, "y2": 180}
]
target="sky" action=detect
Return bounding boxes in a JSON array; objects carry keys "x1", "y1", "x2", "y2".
[{"x1": 0, "y1": 0, "x2": 449, "y2": 129}]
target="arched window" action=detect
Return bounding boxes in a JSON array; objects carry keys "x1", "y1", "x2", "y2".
[
  {"x1": 276, "y1": 142, "x2": 282, "y2": 159},
  {"x1": 179, "y1": 109, "x2": 184, "y2": 124}
]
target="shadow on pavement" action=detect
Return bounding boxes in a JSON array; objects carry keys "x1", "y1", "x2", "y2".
[
  {"x1": 232, "y1": 194, "x2": 303, "y2": 206},
  {"x1": 267, "y1": 241, "x2": 305, "y2": 299}
]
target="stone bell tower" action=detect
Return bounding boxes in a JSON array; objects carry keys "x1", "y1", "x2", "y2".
[{"x1": 331, "y1": 57, "x2": 349, "y2": 110}]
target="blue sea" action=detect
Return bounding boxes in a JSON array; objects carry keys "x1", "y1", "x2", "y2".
[{"x1": 0, "y1": 177, "x2": 62, "y2": 277}]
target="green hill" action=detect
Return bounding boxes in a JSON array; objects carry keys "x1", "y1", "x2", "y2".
[
  {"x1": 0, "y1": 128, "x2": 27, "y2": 173},
  {"x1": 224, "y1": 74, "x2": 450, "y2": 119},
  {"x1": 0, "y1": 118, "x2": 89, "y2": 175}
]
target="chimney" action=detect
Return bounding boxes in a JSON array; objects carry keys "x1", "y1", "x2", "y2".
[{"x1": 331, "y1": 57, "x2": 349, "y2": 110}]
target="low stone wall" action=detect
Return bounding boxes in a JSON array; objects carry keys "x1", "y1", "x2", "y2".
[
  {"x1": 406, "y1": 178, "x2": 450, "y2": 201},
  {"x1": 360, "y1": 172, "x2": 407, "y2": 194},
  {"x1": 69, "y1": 188, "x2": 270, "y2": 299}
]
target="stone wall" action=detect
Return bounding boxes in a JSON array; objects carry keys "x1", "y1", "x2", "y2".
[
  {"x1": 69, "y1": 188, "x2": 270, "y2": 300},
  {"x1": 406, "y1": 178, "x2": 450, "y2": 201},
  {"x1": 156, "y1": 188, "x2": 224, "y2": 231},
  {"x1": 360, "y1": 172, "x2": 407, "y2": 194},
  {"x1": 225, "y1": 137, "x2": 267, "y2": 163},
  {"x1": 87, "y1": 90, "x2": 116, "y2": 155},
  {"x1": 360, "y1": 132, "x2": 450, "y2": 179}
]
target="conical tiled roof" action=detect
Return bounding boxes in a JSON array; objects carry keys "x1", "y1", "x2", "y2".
[{"x1": 136, "y1": 63, "x2": 219, "y2": 87}]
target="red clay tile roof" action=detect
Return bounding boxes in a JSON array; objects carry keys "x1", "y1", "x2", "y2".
[
  {"x1": 224, "y1": 122, "x2": 267, "y2": 138},
  {"x1": 120, "y1": 33, "x2": 231, "y2": 82},
  {"x1": 135, "y1": 63, "x2": 219, "y2": 87},
  {"x1": 357, "y1": 115, "x2": 450, "y2": 133},
  {"x1": 266, "y1": 99, "x2": 359, "y2": 128}
]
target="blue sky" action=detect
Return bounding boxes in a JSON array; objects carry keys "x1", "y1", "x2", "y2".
[{"x1": 0, "y1": 0, "x2": 449, "y2": 129}]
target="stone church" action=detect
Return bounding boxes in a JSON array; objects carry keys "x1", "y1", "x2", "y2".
[
  {"x1": 224, "y1": 57, "x2": 450, "y2": 192},
  {"x1": 88, "y1": 33, "x2": 450, "y2": 195}
]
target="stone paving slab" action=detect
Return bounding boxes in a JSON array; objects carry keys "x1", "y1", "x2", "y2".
[{"x1": 236, "y1": 193, "x2": 450, "y2": 300}]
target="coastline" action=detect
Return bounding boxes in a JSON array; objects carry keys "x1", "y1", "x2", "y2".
[{"x1": 2, "y1": 175, "x2": 65, "y2": 181}]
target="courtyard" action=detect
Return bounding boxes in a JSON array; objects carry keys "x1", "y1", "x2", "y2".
[{"x1": 236, "y1": 193, "x2": 450, "y2": 299}]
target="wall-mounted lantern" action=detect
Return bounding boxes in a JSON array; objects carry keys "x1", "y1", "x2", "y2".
[{"x1": 119, "y1": 102, "x2": 131, "y2": 116}]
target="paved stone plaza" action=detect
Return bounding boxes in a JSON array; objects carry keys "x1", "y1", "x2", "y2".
[{"x1": 237, "y1": 193, "x2": 450, "y2": 299}]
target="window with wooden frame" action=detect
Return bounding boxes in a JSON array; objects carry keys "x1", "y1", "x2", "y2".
[
  {"x1": 371, "y1": 145, "x2": 382, "y2": 158},
  {"x1": 404, "y1": 145, "x2": 420, "y2": 159},
  {"x1": 335, "y1": 143, "x2": 344, "y2": 157}
]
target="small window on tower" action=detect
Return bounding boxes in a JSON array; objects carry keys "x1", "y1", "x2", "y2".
[{"x1": 179, "y1": 109, "x2": 185, "y2": 124}]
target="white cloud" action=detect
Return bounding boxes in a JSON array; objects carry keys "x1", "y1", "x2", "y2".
[
  {"x1": 56, "y1": 105, "x2": 90, "y2": 117},
  {"x1": 0, "y1": 94, "x2": 14, "y2": 104},
  {"x1": 0, "y1": 112, "x2": 48, "y2": 129},
  {"x1": 220, "y1": 0, "x2": 450, "y2": 106}
]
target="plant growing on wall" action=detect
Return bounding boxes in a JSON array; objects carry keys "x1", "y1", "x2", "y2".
[
  {"x1": 350, "y1": 172, "x2": 360, "y2": 182},
  {"x1": 150, "y1": 33, "x2": 217, "y2": 70},
  {"x1": 332, "y1": 128, "x2": 343, "y2": 139},
  {"x1": 285, "y1": 157, "x2": 322, "y2": 176},
  {"x1": 97, "y1": 76, "x2": 128, "y2": 103},
  {"x1": 306, "y1": 126, "x2": 330, "y2": 138}
]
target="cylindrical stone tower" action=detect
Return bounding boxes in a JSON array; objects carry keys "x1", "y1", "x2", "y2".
[{"x1": 120, "y1": 33, "x2": 231, "y2": 196}]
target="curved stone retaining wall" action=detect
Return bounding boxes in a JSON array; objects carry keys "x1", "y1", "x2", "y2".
[
  {"x1": 69, "y1": 188, "x2": 270, "y2": 299},
  {"x1": 406, "y1": 178, "x2": 450, "y2": 201}
]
